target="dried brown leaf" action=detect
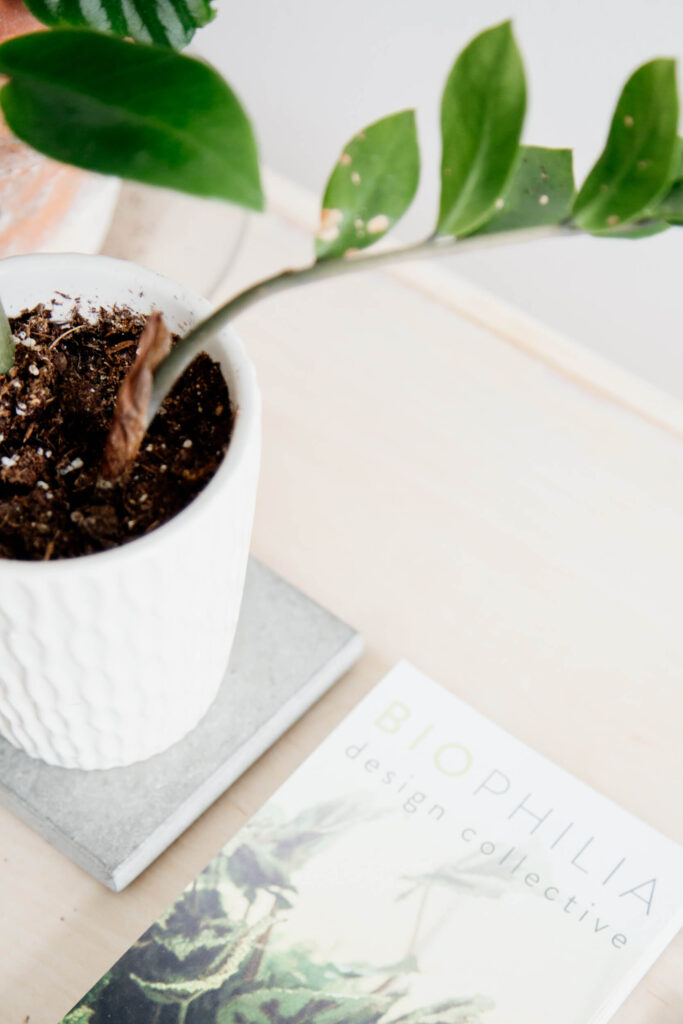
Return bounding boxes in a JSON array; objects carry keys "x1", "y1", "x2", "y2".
[{"x1": 99, "y1": 313, "x2": 171, "y2": 484}]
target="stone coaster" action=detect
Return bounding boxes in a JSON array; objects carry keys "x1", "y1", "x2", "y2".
[{"x1": 0, "y1": 559, "x2": 363, "y2": 891}]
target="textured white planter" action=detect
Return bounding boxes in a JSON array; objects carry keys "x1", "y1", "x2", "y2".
[{"x1": 0, "y1": 255, "x2": 261, "y2": 769}]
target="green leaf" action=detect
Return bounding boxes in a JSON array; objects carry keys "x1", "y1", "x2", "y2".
[
  {"x1": 0, "y1": 297, "x2": 15, "y2": 374},
  {"x1": 153, "y1": 920, "x2": 236, "y2": 961},
  {"x1": 673, "y1": 137, "x2": 683, "y2": 180},
  {"x1": 217, "y1": 987, "x2": 386, "y2": 1024},
  {"x1": 315, "y1": 111, "x2": 419, "y2": 261},
  {"x1": 398, "y1": 856, "x2": 508, "y2": 902},
  {"x1": 59, "y1": 974, "x2": 113, "y2": 1024},
  {"x1": 23, "y1": 0, "x2": 216, "y2": 48},
  {"x1": 572, "y1": 59, "x2": 678, "y2": 233},
  {"x1": 602, "y1": 220, "x2": 670, "y2": 238},
  {"x1": 131, "y1": 915, "x2": 274, "y2": 1006},
  {"x1": 476, "y1": 146, "x2": 574, "y2": 234},
  {"x1": 226, "y1": 843, "x2": 297, "y2": 895},
  {"x1": 0, "y1": 30, "x2": 263, "y2": 209},
  {"x1": 437, "y1": 21, "x2": 526, "y2": 237},
  {"x1": 655, "y1": 182, "x2": 683, "y2": 222},
  {"x1": 388, "y1": 995, "x2": 495, "y2": 1024},
  {"x1": 651, "y1": 137, "x2": 683, "y2": 224},
  {"x1": 59, "y1": 1007, "x2": 94, "y2": 1024}
]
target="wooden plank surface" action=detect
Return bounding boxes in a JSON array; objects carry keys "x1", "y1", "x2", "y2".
[{"x1": 1, "y1": 174, "x2": 681, "y2": 1023}]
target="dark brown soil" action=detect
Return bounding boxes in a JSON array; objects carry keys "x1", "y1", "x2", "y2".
[{"x1": 0, "y1": 303, "x2": 233, "y2": 561}]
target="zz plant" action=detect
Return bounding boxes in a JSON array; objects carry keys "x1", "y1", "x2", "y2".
[
  {"x1": 148, "y1": 21, "x2": 683, "y2": 427},
  {"x1": 0, "y1": 20, "x2": 681, "y2": 471}
]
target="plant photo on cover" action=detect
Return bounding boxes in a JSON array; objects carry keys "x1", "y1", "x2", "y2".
[
  {"x1": 53, "y1": 662, "x2": 683, "y2": 1024},
  {"x1": 60, "y1": 793, "x2": 499, "y2": 1024}
]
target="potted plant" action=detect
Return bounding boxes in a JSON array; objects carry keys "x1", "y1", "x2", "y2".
[
  {"x1": 0, "y1": 254, "x2": 261, "y2": 770},
  {"x1": 0, "y1": 1, "x2": 266, "y2": 769},
  {"x1": 0, "y1": 21, "x2": 680, "y2": 770}
]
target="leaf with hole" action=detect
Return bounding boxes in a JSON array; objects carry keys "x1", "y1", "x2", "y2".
[
  {"x1": 23, "y1": 0, "x2": 216, "y2": 48},
  {"x1": 572, "y1": 59, "x2": 678, "y2": 233},
  {"x1": 315, "y1": 110, "x2": 419, "y2": 261},
  {"x1": 437, "y1": 22, "x2": 526, "y2": 237},
  {"x1": 0, "y1": 30, "x2": 263, "y2": 209}
]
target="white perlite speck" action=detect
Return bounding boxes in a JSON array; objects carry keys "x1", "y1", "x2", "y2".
[{"x1": 60, "y1": 457, "x2": 84, "y2": 475}]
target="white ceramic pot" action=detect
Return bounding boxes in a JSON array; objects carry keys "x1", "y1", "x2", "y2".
[{"x1": 0, "y1": 254, "x2": 261, "y2": 769}]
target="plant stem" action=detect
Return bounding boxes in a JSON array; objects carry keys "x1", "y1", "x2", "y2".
[
  {"x1": 372, "y1": 881, "x2": 432, "y2": 995},
  {"x1": 407, "y1": 881, "x2": 431, "y2": 958},
  {"x1": 148, "y1": 223, "x2": 576, "y2": 423},
  {"x1": 0, "y1": 295, "x2": 15, "y2": 374},
  {"x1": 241, "y1": 893, "x2": 280, "y2": 982}
]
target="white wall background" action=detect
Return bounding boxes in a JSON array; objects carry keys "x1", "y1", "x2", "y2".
[{"x1": 195, "y1": 0, "x2": 683, "y2": 399}]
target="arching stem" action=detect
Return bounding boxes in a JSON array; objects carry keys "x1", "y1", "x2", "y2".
[{"x1": 148, "y1": 223, "x2": 576, "y2": 423}]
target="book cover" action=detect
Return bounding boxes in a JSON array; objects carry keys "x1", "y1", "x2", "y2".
[{"x1": 61, "y1": 661, "x2": 683, "y2": 1024}]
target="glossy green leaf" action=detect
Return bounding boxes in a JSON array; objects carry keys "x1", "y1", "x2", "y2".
[
  {"x1": 655, "y1": 182, "x2": 683, "y2": 222},
  {"x1": 0, "y1": 31, "x2": 263, "y2": 209},
  {"x1": 572, "y1": 59, "x2": 678, "y2": 233},
  {"x1": 23, "y1": 0, "x2": 216, "y2": 48},
  {"x1": 315, "y1": 110, "x2": 419, "y2": 261},
  {"x1": 673, "y1": 137, "x2": 683, "y2": 179},
  {"x1": 477, "y1": 146, "x2": 574, "y2": 234},
  {"x1": 652, "y1": 138, "x2": 683, "y2": 223},
  {"x1": 437, "y1": 22, "x2": 526, "y2": 237}
]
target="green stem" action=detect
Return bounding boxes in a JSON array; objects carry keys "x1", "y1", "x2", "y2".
[
  {"x1": 147, "y1": 223, "x2": 576, "y2": 423},
  {"x1": 0, "y1": 295, "x2": 15, "y2": 374},
  {"x1": 177, "y1": 1001, "x2": 189, "y2": 1024}
]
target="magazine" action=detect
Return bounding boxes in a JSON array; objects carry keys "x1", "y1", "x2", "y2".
[{"x1": 61, "y1": 660, "x2": 683, "y2": 1024}]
